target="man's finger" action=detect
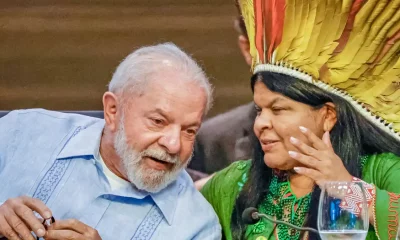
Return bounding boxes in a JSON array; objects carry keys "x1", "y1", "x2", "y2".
[
  {"x1": 14, "y1": 204, "x2": 46, "y2": 238},
  {"x1": 0, "y1": 215, "x2": 22, "y2": 240},
  {"x1": 45, "y1": 230, "x2": 82, "y2": 240},
  {"x1": 4, "y1": 210, "x2": 35, "y2": 240},
  {"x1": 20, "y1": 196, "x2": 52, "y2": 220},
  {"x1": 47, "y1": 219, "x2": 88, "y2": 234}
]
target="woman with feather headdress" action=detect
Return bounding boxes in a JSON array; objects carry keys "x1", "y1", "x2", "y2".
[{"x1": 201, "y1": 0, "x2": 400, "y2": 239}]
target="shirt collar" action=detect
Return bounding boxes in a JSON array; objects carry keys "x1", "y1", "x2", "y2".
[
  {"x1": 56, "y1": 118, "x2": 186, "y2": 225},
  {"x1": 106, "y1": 173, "x2": 186, "y2": 226},
  {"x1": 149, "y1": 176, "x2": 186, "y2": 225},
  {"x1": 56, "y1": 119, "x2": 105, "y2": 160}
]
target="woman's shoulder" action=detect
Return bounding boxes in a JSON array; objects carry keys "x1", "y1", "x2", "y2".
[
  {"x1": 217, "y1": 160, "x2": 251, "y2": 179},
  {"x1": 363, "y1": 152, "x2": 400, "y2": 170},
  {"x1": 362, "y1": 152, "x2": 400, "y2": 189},
  {"x1": 201, "y1": 160, "x2": 251, "y2": 201},
  {"x1": 200, "y1": 160, "x2": 251, "y2": 239}
]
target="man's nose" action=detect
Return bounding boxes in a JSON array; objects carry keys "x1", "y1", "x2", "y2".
[{"x1": 158, "y1": 126, "x2": 181, "y2": 155}]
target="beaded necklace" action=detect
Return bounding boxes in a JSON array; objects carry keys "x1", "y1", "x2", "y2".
[
  {"x1": 245, "y1": 155, "x2": 369, "y2": 239},
  {"x1": 247, "y1": 174, "x2": 312, "y2": 239}
]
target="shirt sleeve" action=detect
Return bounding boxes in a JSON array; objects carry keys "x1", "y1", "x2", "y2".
[
  {"x1": 0, "y1": 110, "x2": 20, "y2": 171},
  {"x1": 362, "y1": 153, "x2": 400, "y2": 240}
]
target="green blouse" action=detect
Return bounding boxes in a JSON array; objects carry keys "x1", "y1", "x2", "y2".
[{"x1": 201, "y1": 153, "x2": 400, "y2": 240}]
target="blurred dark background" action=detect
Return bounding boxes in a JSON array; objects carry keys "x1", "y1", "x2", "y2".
[{"x1": 0, "y1": 0, "x2": 252, "y2": 117}]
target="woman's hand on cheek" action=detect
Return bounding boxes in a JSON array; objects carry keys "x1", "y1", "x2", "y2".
[{"x1": 288, "y1": 126, "x2": 352, "y2": 187}]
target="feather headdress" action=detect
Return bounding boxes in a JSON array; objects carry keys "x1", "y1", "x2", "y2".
[{"x1": 238, "y1": 0, "x2": 400, "y2": 141}]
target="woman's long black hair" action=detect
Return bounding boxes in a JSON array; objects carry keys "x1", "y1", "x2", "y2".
[{"x1": 230, "y1": 71, "x2": 400, "y2": 239}]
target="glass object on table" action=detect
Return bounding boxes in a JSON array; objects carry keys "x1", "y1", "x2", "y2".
[{"x1": 318, "y1": 181, "x2": 368, "y2": 240}]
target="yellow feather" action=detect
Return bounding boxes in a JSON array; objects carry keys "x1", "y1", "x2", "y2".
[
  {"x1": 328, "y1": 0, "x2": 382, "y2": 68},
  {"x1": 381, "y1": 54, "x2": 400, "y2": 77},
  {"x1": 381, "y1": 82, "x2": 400, "y2": 97},
  {"x1": 352, "y1": 1, "x2": 400, "y2": 68},
  {"x1": 238, "y1": 0, "x2": 400, "y2": 133},
  {"x1": 363, "y1": 1, "x2": 400, "y2": 47},
  {"x1": 309, "y1": 0, "x2": 342, "y2": 63},
  {"x1": 334, "y1": 0, "x2": 354, "y2": 39},
  {"x1": 276, "y1": 0, "x2": 300, "y2": 61},
  {"x1": 371, "y1": 44, "x2": 400, "y2": 76},
  {"x1": 239, "y1": 0, "x2": 257, "y2": 68},
  {"x1": 296, "y1": 0, "x2": 327, "y2": 64},
  {"x1": 334, "y1": 79, "x2": 358, "y2": 89},
  {"x1": 282, "y1": 0, "x2": 308, "y2": 60}
]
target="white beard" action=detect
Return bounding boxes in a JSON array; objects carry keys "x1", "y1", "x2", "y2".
[{"x1": 113, "y1": 118, "x2": 191, "y2": 193}]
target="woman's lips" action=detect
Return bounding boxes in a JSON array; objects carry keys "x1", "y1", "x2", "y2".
[{"x1": 260, "y1": 140, "x2": 279, "y2": 151}]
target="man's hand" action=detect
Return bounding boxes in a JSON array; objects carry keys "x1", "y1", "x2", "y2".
[
  {"x1": 0, "y1": 196, "x2": 52, "y2": 240},
  {"x1": 45, "y1": 219, "x2": 101, "y2": 240}
]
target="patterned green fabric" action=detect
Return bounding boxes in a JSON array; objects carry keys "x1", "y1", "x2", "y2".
[
  {"x1": 201, "y1": 153, "x2": 400, "y2": 240},
  {"x1": 245, "y1": 178, "x2": 311, "y2": 240}
]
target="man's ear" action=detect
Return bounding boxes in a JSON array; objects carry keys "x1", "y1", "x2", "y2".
[
  {"x1": 322, "y1": 102, "x2": 337, "y2": 132},
  {"x1": 103, "y1": 92, "x2": 119, "y2": 132},
  {"x1": 238, "y1": 35, "x2": 252, "y2": 66}
]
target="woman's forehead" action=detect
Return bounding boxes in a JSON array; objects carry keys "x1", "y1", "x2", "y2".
[{"x1": 253, "y1": 82, "x2": 287, "y2": 103}]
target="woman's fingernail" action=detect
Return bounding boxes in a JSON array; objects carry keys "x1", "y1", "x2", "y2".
[
  {"x1": 37, "y1": 228, "x2": 45, "y2": 237},
  {"x1": 290, "y1": 137, "x2": 299, "y2": 144},
  {"x1": 288, "y1": 151, "x2": 297, "y2": 157},
  {"x1": 299, "y1": 126, "x2": 307, "y2": 133},
  {"x1": 294, "y1": 167, "x2": 301, "y2": 172}
]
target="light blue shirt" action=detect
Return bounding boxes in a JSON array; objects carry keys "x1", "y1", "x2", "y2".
[{"x1": 0, "y1": 109, "x2": 221, "y2": 240}]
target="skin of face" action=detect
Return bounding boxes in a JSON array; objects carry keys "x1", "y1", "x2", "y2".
[
  {"x1": 102, "y1": 69, "x2": 207, "y2": 192},
  {"x1": 253, "y1": 81, "x2": 329, "y2": 170}
]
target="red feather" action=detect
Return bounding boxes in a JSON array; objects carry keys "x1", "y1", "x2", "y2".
[
  {"x1": 369, "y1": 29, "x2": 400, "y2": 70},
  {"x1": 264, "y1": 0, "x2": 286, "y2": 62},
  {"x1": 334, "y1": 0, "x2": 365, "y2": 54},
  {"x1": 255, "y1": 0, "x2": 265, "y2": 62}
]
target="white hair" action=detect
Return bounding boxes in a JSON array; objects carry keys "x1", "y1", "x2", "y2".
[{"x1": 108, "y1": 42, "x2": 213, "y2": 114}]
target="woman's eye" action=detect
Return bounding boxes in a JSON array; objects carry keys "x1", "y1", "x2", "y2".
[
  {"x1": 255, "y1": 106, "x2": 262, "y2": 114},
  {"x1": 272, "y1": 107, "x2": 286, "y2": 112}
]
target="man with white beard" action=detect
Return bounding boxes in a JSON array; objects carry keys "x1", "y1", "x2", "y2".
[{"x1": 0, "y1": 43, "x2": 221, "y2": 240}]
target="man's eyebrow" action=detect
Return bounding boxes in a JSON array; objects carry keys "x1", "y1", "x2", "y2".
[
  {"x1": 149, "y1": 108, "x2": 202, "y2": 127},
  {"x1": 183, "y1": 121, "x2": 202, "y2": 129},
  {"x1": 149, "y1": 108, "x2": 172, "y2": 121}
]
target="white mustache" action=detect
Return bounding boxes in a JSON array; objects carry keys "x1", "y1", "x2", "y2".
[{"x1": 141, "y1": 148, "x2": 179, "y2": 164}]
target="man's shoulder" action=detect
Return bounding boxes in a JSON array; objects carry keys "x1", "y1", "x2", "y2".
[
  {"x1": 1, "y1": 109, "x2": 103, "y2": 155},
  {"x1": 7, "y1": 109, "x2": 101, "y2": 130},
  {"x1": 12, "y1": 108, "x2": 96, "y2": 121}
]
